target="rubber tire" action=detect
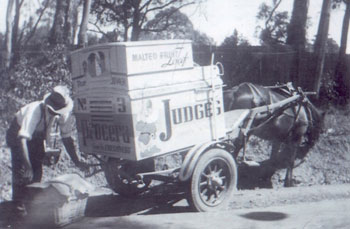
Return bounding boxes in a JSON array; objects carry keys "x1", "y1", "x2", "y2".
[{"x1": 188, "y1": 148, "x2": 237, "y2": 212}]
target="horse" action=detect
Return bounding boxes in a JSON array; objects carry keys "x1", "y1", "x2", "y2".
[{"x1": 224, "y1": 82, "x2": 325, "y2": 187}]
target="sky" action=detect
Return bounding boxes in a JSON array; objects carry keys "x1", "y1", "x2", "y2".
[
  {"x1": 180, "y1": 0, "x2": 346, "y2": 47},
  {"x1": 0, "y1": 0, "x2": 348, "y2": 50}
]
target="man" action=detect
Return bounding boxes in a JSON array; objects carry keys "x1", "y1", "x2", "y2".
[{"x1": 6, "y1": 85, "x2": 88, "y2": 216}]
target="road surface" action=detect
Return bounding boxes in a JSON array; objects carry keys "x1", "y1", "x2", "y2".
[{"x1": 65, "y1": 197, "x2": 350, "y2": 229}]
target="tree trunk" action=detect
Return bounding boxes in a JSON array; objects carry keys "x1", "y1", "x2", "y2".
[
  {"x1": 49, "y1": 0, "x2": 69, "y2": 46},
  {"x1": 63, "y1": 0, "x2": 72, "y2": 45},
  {"x1": 4, "y1": 0, "x2": 15, "y2": 70},
  {"x1": 122, "y1": 1, "x2": 130, "y2": 42},
  {"x1": 130, "y1": 0, "x2": 141, "y2": 41},
  {"x1": 78, "y1": 0, "x2": 91, "y2": 48},
  {"x1": 313, "y1": 0, "x2": 331, "y2": 96},
  {"x1": 23, "y1": 0, "x2": 50, "y2": 47},
  {"x1": 72, "y1": 5, "x2": 80, "y2": 46},
  {"x1": 286, "y1": 0, "x2": 309, "y2": 86},
  {"x1": 334, "y1": 0, "x2": 350, "y2": 105},
  {"x1": 11, "y1": 0, "x2": 24, "y2": 68}
]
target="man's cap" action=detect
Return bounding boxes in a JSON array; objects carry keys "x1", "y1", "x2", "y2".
[{"x1": 43, "y1": 86, "x2": 73, "y2": 115}]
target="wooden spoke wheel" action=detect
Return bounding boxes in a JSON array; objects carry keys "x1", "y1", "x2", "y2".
[{"x1": 188, "y1": 148, "x2": 237, "y2": 212}]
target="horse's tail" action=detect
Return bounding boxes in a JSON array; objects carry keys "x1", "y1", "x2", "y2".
[{"x1": 297, "y1": 101, "x2": 325, "y2": 159}]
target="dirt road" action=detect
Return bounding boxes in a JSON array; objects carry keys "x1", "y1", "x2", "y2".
[
  {"x1": 66, "y1": 198, "x2": 350, "y2": 229},
  {"x1": 63, "y1": 184, "x2": 350, "y2": 229},
  {"x1": 2, "y1": 183, "x2": 350, "y2": 228}
]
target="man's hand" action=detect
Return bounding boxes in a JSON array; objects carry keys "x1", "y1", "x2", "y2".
[{"x1": 21, "y1": 162, "x2": 33, "y2": 182}]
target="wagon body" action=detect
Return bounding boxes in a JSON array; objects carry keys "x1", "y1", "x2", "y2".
[{"x1": 71, "y1": 40, "x2": 227, "y2": 161}]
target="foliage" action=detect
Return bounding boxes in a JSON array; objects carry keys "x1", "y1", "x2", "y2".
[
  {"x1": 3, "y1": 44, "x2": 72, "y2": 106},
  {"x1": 325, "y1": 38, "x2": 340, "y2": 53},
  {"x1": 256, "y1": 1, "x2": 289, "y2": 45},
  {"x1": 141, "y1": 7, "x2": 214, "y2": 45},
  {"x1": 220, "y1": 29, "x2": 250, "y2": 48},
  {"x1": 141, "y1": 7, "x2": 193, "y2": 40},
  {"x1": 319, "y1": 69, "x2": 339, "y2": 105},
  {"x1": 91, "y1": 0, "x2": 198, "y2": 41},
  {"x1": 191, "y1": 30, "x2": 214, "y2": 46}
]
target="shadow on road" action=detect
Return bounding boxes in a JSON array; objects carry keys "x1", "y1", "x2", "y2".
[
  {"x1": 85, "y1": 184, "x2": 194, "y2": 217},
  {"x1": 0, "y1": 164, "x2": 280, "y2": 227},
  {"x1": 85, "y1": 164, "x2": 276, "y2": 219},
  {"x1": 240, "y1": 211, "x2": 288, "y2": 221},
  {"x1": 237, "y1": 163, "x2": 273, "y2": 190}
]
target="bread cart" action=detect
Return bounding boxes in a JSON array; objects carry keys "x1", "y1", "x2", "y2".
[{"x1": 70, "y1": 40, "x2": 305, "y2": 212}]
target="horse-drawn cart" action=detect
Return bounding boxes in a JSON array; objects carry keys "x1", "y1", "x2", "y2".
[{"x1": 70, "y1": 40, "x2": 313, "y2": 212}]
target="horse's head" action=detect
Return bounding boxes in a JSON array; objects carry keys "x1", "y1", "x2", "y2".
[
  {"x1": 296, "y1": 101, "x2": 326, "y2": 159},
  {"x1": 308, "y1": 101, "x2": 327, "y2": 134}
]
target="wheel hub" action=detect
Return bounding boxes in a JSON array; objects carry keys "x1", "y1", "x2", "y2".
[{"x1": 207, "y1": 171, "x2": 224, "y2": 190}]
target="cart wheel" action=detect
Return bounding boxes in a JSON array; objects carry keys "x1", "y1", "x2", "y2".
[
  {"x1": 103, "y1": 159, "x2": 151, "y2": 197},
  {"x1": 187, "y1": 148, "x2": 237, "y2": 212}
]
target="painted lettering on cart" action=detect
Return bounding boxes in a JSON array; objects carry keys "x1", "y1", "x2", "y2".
[
  {"x1": 161, "y1": 52, "x2": 188, "y2": 68},
  {"x1": 92, "y1": 144, "x2": 130, "y2": 154},
  {"x1": 160, "y1": 99, "x2": 221, "y2": 141},
  {"x1": 80, "y1": 120, "x2": 130, "y2": 146}
]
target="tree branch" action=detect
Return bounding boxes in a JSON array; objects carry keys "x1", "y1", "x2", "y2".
[
  {"x1": 24, "y1": 0, "x2": 50, "y2": 46},
  {"x1": 265, "y1": 0, "x2": 282, "y2": 29},
  {"x1": 141, "y1": 2, "x2": 195, "y2": 29},
  {"x1": 145, "y1": 0, "x2": 190, "y2": 14},
  {"x1": 89, "y1": 21, "x2": 110, "y2": 37},
  {"x1": 140, "y1": 0, "x2": 152, "y2": 11}
]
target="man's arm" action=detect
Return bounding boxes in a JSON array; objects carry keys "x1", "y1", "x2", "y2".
[
  {"x1": 61, "y1": 137, "x2": 88, "y2": 170},
  {"x1": 20, "y1": 138, "x2": 33, "y2": 180}
]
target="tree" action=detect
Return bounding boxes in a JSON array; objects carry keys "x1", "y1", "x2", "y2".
[
  {"x1": 313, "y1": 0, "x2": 332, "y2": 96},
  {"x1": 286, "y1": 0, "x2": 309, "y2": 86},
  {"x1": 191, "y1": 30, "x2": 214, "y2": 46},
  {"x1": 11, "y1": 0, "x2": 26, "y2": 68},
  {"x1": 23, "y1": 0, "x2": 51, "y2": 47},
  {"x1": 140, "y1": 7, "x2": 213, "y2": 46},
  {"x1": 334, "y1": 0, "x2": 350, "y2": 104},
  {"x1": 78, "y1": 0, "x2": 92, "y2": 47},
  {"x1": 325, "y1": 38, "x2": 340, "y2": 54},
  {"x1": 141, "y1": 7, "x2": 193, "y2": 40},
  {"x1": 3, "y1": 0, "x2": 15, "y2": 70},
  {"x1": 49, "y1": 0, "x2": 70, "y2": 45},
  {"x1": 256, "y1": 0, "x2": 289, "y2": 45},
  {"x1": 91, "y1": 0, "x2": 198, "y2": 41},
  {"x1": 221, "y1": 29, "x2": 250, "y2": 48}
]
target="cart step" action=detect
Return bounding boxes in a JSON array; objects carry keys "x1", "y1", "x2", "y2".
[{"x1": 243, "y1": 160, "x2": 260, "y2": 167}]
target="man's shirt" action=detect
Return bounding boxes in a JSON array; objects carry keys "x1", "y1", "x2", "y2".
[{"x1": 15, "y1": 101, "x2": 73, "y2": 140}]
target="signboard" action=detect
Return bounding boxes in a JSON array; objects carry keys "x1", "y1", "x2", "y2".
[
  {"x1": 71, "y1": 40, "x2": 193, "y2": 79},
  {"x1": 131, "y1": 89, "x2": 226, "y2": 160},
  {"x1": 75, "y1": 95, "x2": 137, "y2": 160},
  {"x1": 123, "y1": 41, "x2": 193, "y2": 75}
]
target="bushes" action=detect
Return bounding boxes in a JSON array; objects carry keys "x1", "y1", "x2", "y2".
[
  {"x1": 7, "y1": 44, "x2": 72, "y2": 101},
  {"x1": 0, "y1": 44, "x2": 72, "y2": 125},
  {"x1": 318, "y1": 70, "x2": 339, "y2": 106}
]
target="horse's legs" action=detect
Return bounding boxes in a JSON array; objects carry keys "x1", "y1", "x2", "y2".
[{"x1": 283, "y1": 143, "x2": 297, "y2": 187}]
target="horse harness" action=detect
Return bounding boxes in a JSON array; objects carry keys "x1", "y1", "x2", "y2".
[{"x1": 239, "y1": 83, "x2": 312, "y2": 162}]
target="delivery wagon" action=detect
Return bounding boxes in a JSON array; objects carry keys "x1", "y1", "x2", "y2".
[{"x1": 70, "y1": 40, "x2": 306, "y2": 212}]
